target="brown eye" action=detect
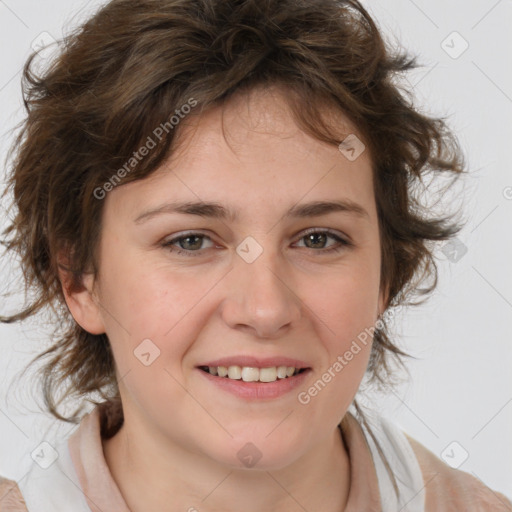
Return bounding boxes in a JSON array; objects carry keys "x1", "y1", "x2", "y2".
[
  {"x1": 175, "y1": 235, "x2": 204, "y2": 251},
  {"x1": 295, "y1": 229, "x2": 352, "y2": 254},
  {"x1": 161, "y1": 232, "x2": 214, "y2": 256},
  {"x1": 304, "y1": 232, "x2": 329, "y2": 249}
]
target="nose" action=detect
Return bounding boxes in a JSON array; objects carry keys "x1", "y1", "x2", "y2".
[{"x1": 220, "y1": 245, "x2": 302, "y2": 339}]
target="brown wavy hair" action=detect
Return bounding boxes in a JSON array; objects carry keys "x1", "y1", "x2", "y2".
[{"x1": 1, "y1": 0, "x2": 465, "y2": 498}]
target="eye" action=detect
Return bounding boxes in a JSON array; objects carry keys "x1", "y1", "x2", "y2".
[
  {"x1": 161, "y1": 228, "x2": 352, "y2": 257},
  {"x1": 161, "y1": 232, "x2": 215, "y2": 257},
  {"x1": 294, "y1": 228, "x2": 352, "y2": 254}
]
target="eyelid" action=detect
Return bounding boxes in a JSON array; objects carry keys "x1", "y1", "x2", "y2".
[
  {"x1": 297, "y1": 227, "x2": 352, "y2": 245},
  {"x1": 162, "y1": 227, "x2": 350, "y2": 244},
  {"x1": 161, "y1": 227, "x2": 352, "y2": 256},
  {"x1": 161, "y1": 230, "x2": 217, "y2": 249}
]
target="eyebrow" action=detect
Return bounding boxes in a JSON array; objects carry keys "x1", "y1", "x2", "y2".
[{"x1": 133, "y1": 199, "x2": 370, "y2": 224}]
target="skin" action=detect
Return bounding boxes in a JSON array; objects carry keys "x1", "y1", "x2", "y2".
[{"x1": 62, "y1": 85, "x2": 388, "y2": 512}]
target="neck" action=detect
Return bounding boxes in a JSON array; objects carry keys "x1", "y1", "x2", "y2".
[{"x1": 103, "y1": 414, "x2": 351, "y2": 512}]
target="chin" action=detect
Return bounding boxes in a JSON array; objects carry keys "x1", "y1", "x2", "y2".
[{"x1": 208, "y1": 431, "x2": 307, "y2": 472}]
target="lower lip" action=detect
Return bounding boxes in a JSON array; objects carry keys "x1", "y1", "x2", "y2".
[{"x1": 196, "y1": 368, "x2": 312, "y2": 400}]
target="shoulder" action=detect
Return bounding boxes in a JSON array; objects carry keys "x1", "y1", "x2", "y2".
[
  {"x1": 1, "y1": 403, "x2": 120, "y2": 512},
  {"x1": 405, "y1": 433, "x2": 512, "y2": 512},
  {"x1": 19, "y1": 437, "x2": 91, "y2": 512},
  {"x1": 0, "y1": 476, "x2": 28, "y2": 512},
  {"x1": 1, "y1": 436, "x2": 92, "y2": 512}
]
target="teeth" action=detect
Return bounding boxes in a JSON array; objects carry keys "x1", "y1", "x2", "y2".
[
  {"x1": 259, "y1": 367, "x2": 277, "y2": 382},
  {"x1": 227, "y1": 365, "x2": 242, "y2": 380},
  {"x1": 205, "y1": 365, "x2": 303, "y2": 382},
  {"x1": 241, "y1": 367, "x2": 260, "y2": 382},
  {"x1": 276, "y1": 366, "x2": 288, "y2": 379}
]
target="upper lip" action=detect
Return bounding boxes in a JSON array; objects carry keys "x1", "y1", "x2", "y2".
[{"x1": 198, "y1": 356, "x2": 311, "y2": 369}]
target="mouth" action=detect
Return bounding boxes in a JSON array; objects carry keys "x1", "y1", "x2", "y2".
[
  {"x1": 198, "y1": 365, "x2": 309, "y2": 383},
  {"x1": 196, "y1": 363, "x2": 312, "y2": 400}
]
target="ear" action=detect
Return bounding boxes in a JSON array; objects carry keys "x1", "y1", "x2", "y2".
[{"x1": 57, "y1": 252, "x2": 105, "y2": 335}]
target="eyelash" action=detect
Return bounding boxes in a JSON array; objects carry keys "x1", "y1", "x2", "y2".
[{"x1": 161, "y1": 228, "x2": 352, "y2": 257}]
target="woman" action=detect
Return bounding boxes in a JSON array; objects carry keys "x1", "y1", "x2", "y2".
[{"x1": 1, "y1": 0, "x2": 511, "y2": 510}]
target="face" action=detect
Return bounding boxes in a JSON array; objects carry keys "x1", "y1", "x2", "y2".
[{"x1": 72, "y1": 86, "x2": 387, "y2": 470}]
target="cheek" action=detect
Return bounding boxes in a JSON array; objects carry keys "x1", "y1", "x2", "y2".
[
  {"x1": 310, "y1": 259, "x2": 380, "y2": 386},
  {"x1": 318, "y1": 263, "x2": 381, "y2": 337},
  {"x1": 97, "y1": 239, "x2": 185, "y2": 332},
  {"x1": 309, "y1": 283, "x2": 377, "y2": 414},
  {"x1": 96, "y1": 248, "x2": 217, "y2": 374},
  {"x1": 95, "y1": 263, "x2": 201, "y2": 408}
]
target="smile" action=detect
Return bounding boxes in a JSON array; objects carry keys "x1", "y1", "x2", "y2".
[
  {"x1": 196, "y1": 365, "x2": 312, "y2": 400},
  {"x1": 199, "y1": 365, "x2": 307, "y2": 383}
]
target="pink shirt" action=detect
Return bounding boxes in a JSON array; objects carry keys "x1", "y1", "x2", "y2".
[{"x1": 1, "y1": 401, "x2": 511, "y2": 511}]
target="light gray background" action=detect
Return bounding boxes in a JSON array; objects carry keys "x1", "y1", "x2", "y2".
[{"x1": 0, "y1": 0, "x2": 511, "y2": 501}]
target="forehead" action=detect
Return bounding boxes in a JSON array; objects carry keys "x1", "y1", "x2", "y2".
[
  {"x1": 106, "y1": 86, "x2": 377, "y2": 224},
  {"x1": 171, "y1": 86, "x2": 365, "y2": 167}
]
